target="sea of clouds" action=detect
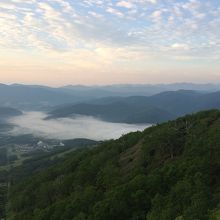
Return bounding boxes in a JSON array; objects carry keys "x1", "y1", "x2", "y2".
[{"x1": 7, "y1": 111, "x2": 151, "y2": 141}]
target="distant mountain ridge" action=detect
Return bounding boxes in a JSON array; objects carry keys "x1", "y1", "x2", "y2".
[
  {"x1": 60, "y1": 83, "x2": 220, "y2": 95},
  {"x1": 48, "y1": 90, "x2": 220, "y2": 123},
  {"x1": 1, "y1": 83, "x2": 220, "y2": 110},
  {"x1": 0, "y1": 84, "x2": 76, "y2": 110}
]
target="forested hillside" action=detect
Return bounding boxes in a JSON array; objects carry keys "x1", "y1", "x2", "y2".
[
  {"x1": 8, "y1": 110, "x2": 220, "y2": 220},
  {"x1": 47, "y1": 102, "x2": 174, "y2": 123}
]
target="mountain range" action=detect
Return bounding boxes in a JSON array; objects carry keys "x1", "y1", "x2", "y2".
[
  {"x1": 1, "y1": 83, "x2": 220, "y2": 110},
  {"x1": 48, "y1": 90, "x2": 220, "y2": 124}
]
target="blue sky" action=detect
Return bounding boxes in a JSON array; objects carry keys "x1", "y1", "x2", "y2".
[{"x1": 0, "y1": 0, "x2": 220, "y2": 85}]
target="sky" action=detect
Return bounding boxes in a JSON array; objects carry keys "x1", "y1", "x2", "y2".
[{"x1": 0, "y1": 0, "x2": 220, "y2": 85}]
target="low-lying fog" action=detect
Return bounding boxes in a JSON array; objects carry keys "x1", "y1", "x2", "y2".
[{"x1": 8, "y1": 112, "x2": 151, "y2": 141}]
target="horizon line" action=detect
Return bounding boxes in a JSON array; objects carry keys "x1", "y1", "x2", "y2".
[{"x1": 1, "y1": 81, "x2": 220, "y2": 88}]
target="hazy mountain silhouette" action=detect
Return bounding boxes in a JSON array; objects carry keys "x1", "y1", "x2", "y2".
[
  {"x1": 1, "y1": 83, "x2": 220, "y2": 112},
  {"x1": 48, "y1": 90, "x2": 220, "y2": 123}
]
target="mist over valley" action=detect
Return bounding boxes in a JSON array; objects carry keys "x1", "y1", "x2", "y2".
[{"x1": 7, "y1": 111, "x2": 151, "y2": 141}]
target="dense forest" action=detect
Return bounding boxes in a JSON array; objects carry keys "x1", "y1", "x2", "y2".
[{"x1": 5, "y1": 110, "x2": 220, "y2": 219}]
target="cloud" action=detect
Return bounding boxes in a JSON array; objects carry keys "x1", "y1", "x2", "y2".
[
  {"x1": 171, "y1": 43, "x2": 190, "y2": 50},
  {"x1": 11, "y1": 0, "x2": 36, "y2": 3},
  {"x1": 106, "y1": 7, "x2": 124, "y2": 17},
  {"x1": 182, "y1": 0, "x2": 200, "y2": 10},
  {"x1": 133, "y1": 0, "x2": 157, "y2": 4},
  {"x1": 0, "y1": 0, "x2": 219, "y2": 56},
  {"x1": 50, "y1": 0, "x2": 73, "y2": 13},
  {"x1": 88, "y1": 11, "x2": 103, "y2": 18},
  {"x1": 0, "y1": 2, "x2": 16, "y2": 10},
  {"x1": 146, "y1": 0, "x2": 157, "y2": 4},
  {"x1": 0, "y1": 12, "x2": 16, "y2": 20},
  {"x1": 8, "y1": 112, "x2": 150, "y2": 140},
  {"x1": 116, "y1": 1, "x2": 134, "y2": 9},
  {"x1": 151, "y1": 10, "x2": 163, "y2": 21}
]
